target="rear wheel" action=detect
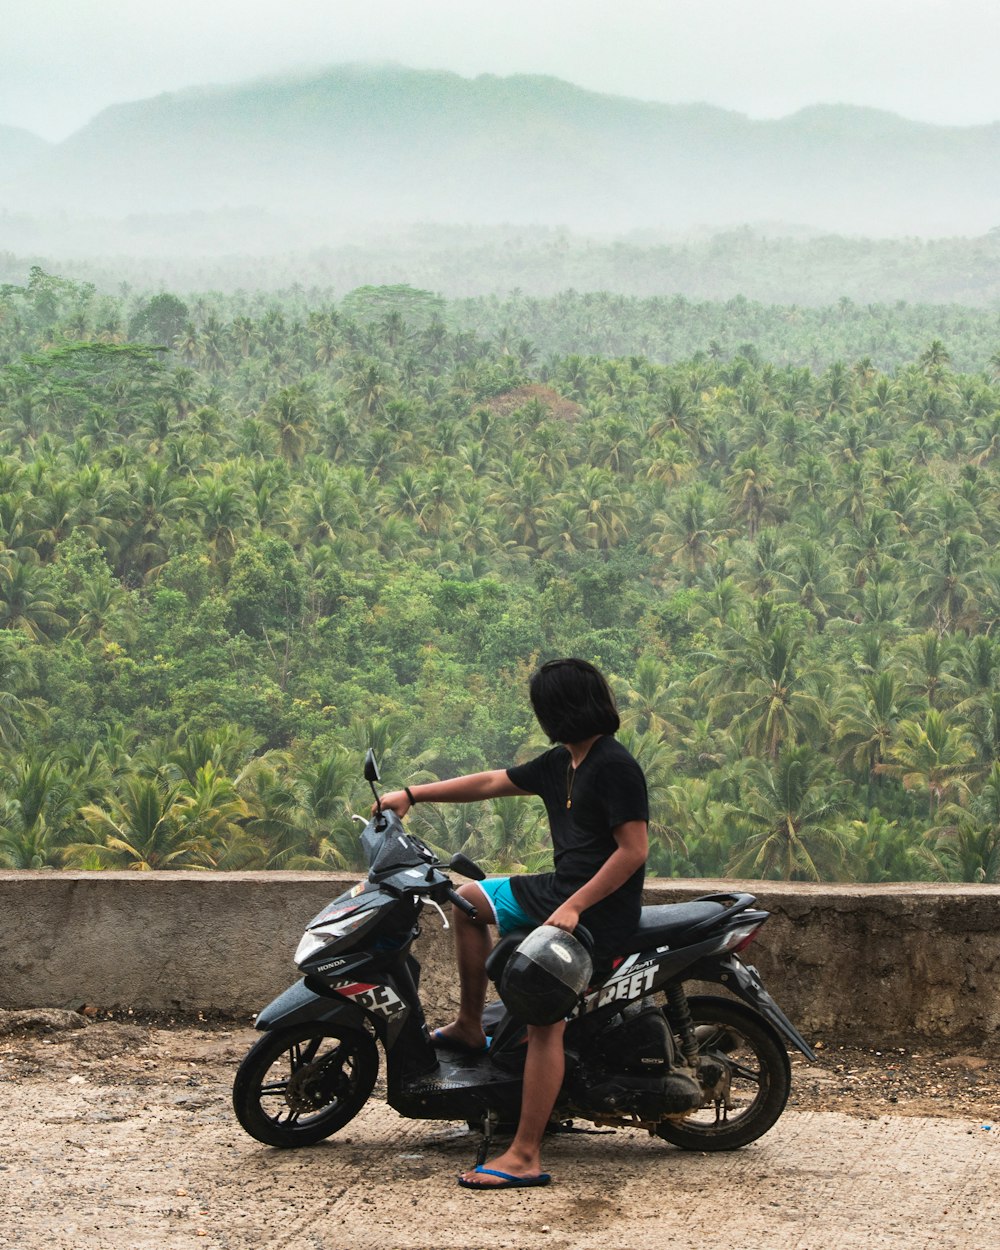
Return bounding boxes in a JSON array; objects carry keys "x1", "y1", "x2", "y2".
[
  {"x1": 233, "y1": 1024, "x2": 378, "y2": 1148},
  {"x1": 657, "y1": 995, "x2": 791, "y2": 1151}
]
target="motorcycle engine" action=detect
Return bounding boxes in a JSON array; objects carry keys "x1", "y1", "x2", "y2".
[
  {"x1": 596, "y1": 1004, "x2": 675, "y2": 1074},
  {"x1": 569, "y1": 1003, "x2": 702, "y2": 1121}
]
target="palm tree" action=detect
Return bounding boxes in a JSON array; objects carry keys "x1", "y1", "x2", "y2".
[
  {"x1": 918, "y1": 339, "x2": 952, "y2": 376},
  {"x1": 536, "y1": 497, "x2": 594, "y2": 558},
  {"x1": 181, "y1": 761, "x2": 252, "y2": 859},
  {"x1": 783, "y1": 453, "x2": 831, "y2": 511},
  {"x1": 726, "y1": 746, "x2": 849, "y2": 881},
  {"x1": 587, "y1": 414, "x2": 638, "y2": 476},
  {"x1": 26, "y1": 478, "x2": 83, "y2": 560},
  {"x1": 833, "y1": 671, "x2": 917, "y2": 782},
  {"x1": 407, "y1": 800, "x2": 482, "y2": 862},
  {"x1": 461, "y1": 796, "x2": 550, "y2": 873},
  {"x1": 528, "y1": 422, "x2": 570, "y2": 483},
  {"x1": 293, "y1": 469, "x2": 364, "y2": 547},
  {"x1": 864, "y1": 375, "x2": 901, "y2": 420},
  {"x1": 196, "y1": 474, "x2": 249, "y2": 562},
  {"x1": 620, "y1": 656, "x2": 674, "y2": 736},
  {"x1": 346, "y1": 358, "x2": 393, "y2": 418},
  {"x1": 838, "y1": 507, "x2": 903, "y2": 587},
  {"x1": 495, "y1": 471, "x2": 549, "y2": 551},
  {"x1": 163, "y1": 726, "x2": 258, "y2": 786},
  {"x1": 912, "y1": 530, "x2": 984, "y2": 634},
  {"x1": 877, "y1": 709, "x2": 976, "y2": 817},
  {"x1": 724, "y1": 448, "x2": 777, "y2": 539},
  {"x1": 569, "y1": 467, "x2": 630, "y2": 550},
  {"x1": 0, "y1": 633, "x2": 44, "y2": 747},
  {"x1": 175, "y1": 322, "x2": 202, "y2": 365},
  {"x1": 651, "y1": 383, "x2": 697, "y2": 440},
  {"x1": 898, "y1": 631, "x2": 955, "y2": 709},
  {"x1": 69, "y1": 577, "x2": 134, "y2": 644},
  {"x1": 263, "y1": 387, "x2": 317, "y2": 463},
  {"x1": 651, "y1": 483, "x2": 722, "y2": 580},
  {"x1": 418, "y1": 464, "x2": 458, "y2": 536},
  {"x1": 0, "y1": 560, "x2": 66, "y2": 639},
  {"x1": 830, "y1": 465, "x2": 870, "y2": 532},
  {"x1": 275, "y1": 752, "x2": 362, "y2": 870},
  {"x1": 774, "y1": 538, "x2": 848, "y2": 631},
  {"x1": 847, "y1": 808, "x2": 930, "y2": 882},
  {"x1": 0, "y1": 755, "x2": 81, "y2": 868},
  {"x1": 70, "y1": 777, "x2": 209, "y2": 870},
  {"x1": 928, "y1": 821, "x2": 1000, "y2": 883},
  {"x1": 701, "y1": 617, "x2": 829, "y2": 760},
  {"x1": 118, "y1": 462, "x2": 188, "y2": 578},
  {"x1": 926, "y1": 761, "x2": 1000, "y2": 882},
  {"x1": 948, "y1": 634, "x2": 1000, "y2": 711}
]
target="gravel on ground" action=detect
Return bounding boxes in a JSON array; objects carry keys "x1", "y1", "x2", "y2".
[{"x1": 2, "y1": 1010, "x2": 997, "y2": 1249}]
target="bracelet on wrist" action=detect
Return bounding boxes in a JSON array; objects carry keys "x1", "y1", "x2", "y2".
[{"x1": 404, "y1": 786, "x2": 417, "y2": 805}]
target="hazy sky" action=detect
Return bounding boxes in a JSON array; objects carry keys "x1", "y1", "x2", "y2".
[{"x1": 4, "y1": 0, "x2": 998, "y2": 141}]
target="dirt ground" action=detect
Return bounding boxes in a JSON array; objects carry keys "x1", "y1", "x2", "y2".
[{"x1": 2, "y1": 1009, "x2": 997, "y2": 1250}]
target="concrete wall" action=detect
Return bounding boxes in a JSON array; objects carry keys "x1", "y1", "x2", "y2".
[{"x1": 2, "y1": 871, "x2": 999, "y2": 1046}]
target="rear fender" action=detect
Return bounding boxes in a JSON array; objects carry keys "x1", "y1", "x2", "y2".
[{"x1": 690, "y1": 955, "x2": 816, "y2": 1060}]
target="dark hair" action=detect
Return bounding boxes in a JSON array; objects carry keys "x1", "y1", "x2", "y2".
[{"x1": 528, "y1": 658, "x2": 620, "y2": 744}]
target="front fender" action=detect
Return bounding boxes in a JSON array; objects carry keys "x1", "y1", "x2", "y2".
[{"x1": 255, "y1": 977, "x2": 370, "y2": 1033}]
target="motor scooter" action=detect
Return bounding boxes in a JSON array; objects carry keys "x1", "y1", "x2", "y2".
[{"x1": 233, "y1": 750, "x2": 815, "y2": 1157}]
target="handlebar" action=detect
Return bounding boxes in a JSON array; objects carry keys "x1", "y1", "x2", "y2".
[{"x1": 447, "y1": 888, "x2": 478, "y2": 920}]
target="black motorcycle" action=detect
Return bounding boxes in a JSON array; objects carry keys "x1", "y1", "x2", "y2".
[{"x1": 233, "y1": 751, "x2": 815, "y2": 1157}]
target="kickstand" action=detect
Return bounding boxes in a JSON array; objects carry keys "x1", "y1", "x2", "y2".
[{"x1": 475, "y1": 1112, "x2": 497, "y2": 1166}]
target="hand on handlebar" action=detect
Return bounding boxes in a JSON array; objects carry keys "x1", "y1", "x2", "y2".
[{"x1": 375, "y1": 789, "x2": 412, "y2": 817}]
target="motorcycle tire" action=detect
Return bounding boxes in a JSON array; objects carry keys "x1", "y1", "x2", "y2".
[
  {"x1": 656, "y1": 995, "x2": 791, "y2": 1151},
  {"x1": 233, "y1": 1023, "x2": 379, "y2": 1148}
]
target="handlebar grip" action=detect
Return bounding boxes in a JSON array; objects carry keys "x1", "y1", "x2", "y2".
[{"x1": 447, "y1": 889, "x2": 477, "y2": 919}]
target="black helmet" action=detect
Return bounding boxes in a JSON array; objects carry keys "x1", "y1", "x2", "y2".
[{"x1": 499, "y1": 925, "x2": 594, "y2": 1025}]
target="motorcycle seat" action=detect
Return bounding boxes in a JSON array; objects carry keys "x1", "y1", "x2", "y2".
[
  {"x1": 484, "y1": 929, "x2": 533, "y2": 986},
  {"x1": 616, "y1": 900, "x2": 728, "y2": 954},
  {"x1": 485, "y1": 897, "x2": 745, "y2": 978}
]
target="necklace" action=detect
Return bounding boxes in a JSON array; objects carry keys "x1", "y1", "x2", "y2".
[{"x1": 566, "y1": 737, "x2": 600, "y2": 808}]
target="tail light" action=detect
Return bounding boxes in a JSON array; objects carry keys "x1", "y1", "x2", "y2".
[{"x1": 721, "y1": 921, "x2": 763, "y2": 954}]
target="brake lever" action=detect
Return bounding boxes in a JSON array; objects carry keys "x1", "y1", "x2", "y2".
[{"x1": 424, "y1": 897, "x2": 449, "y2": 931}]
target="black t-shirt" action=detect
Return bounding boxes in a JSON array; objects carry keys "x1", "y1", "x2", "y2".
[{"x1": 505, "y1": 735, "x2": 649, "y2": 957}]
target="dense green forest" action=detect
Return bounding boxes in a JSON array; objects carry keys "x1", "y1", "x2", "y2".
[{"x1": 3, "y1": 267, "x2": 1000, "y2": 883}]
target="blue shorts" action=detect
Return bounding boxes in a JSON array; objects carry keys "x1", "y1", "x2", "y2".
[{"x1": 476, "y1": 876, "x2": 536, "y2": 935}]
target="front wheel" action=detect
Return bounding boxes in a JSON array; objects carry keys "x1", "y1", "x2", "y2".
[
  {"x1": 657, "y1": 995, "x2": 791, "y2": 1151},
  {"x1": 233, "y1": 1023, "x2": 379, "y2": 1147}
]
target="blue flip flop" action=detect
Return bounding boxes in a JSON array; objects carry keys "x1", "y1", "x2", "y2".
[{"x1": 458, "y1": 1166, "x2": 552, "y2": 1190}]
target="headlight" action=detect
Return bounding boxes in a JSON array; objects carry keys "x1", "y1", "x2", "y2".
[{"x1": 295, "y1": 911, "x2": 374, "y2": 964}]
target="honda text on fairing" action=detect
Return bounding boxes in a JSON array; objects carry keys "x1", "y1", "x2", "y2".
[{"x1": 233, "y1": 751, "x2": 815, "y2": 1157}]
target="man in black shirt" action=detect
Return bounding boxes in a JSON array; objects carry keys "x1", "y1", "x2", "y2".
[{"x1": 380, "y1": 658, "x2": 649, "y2": 1189}]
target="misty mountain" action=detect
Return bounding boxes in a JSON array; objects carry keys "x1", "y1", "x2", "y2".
[
  {"x1": 7, "y1": 64, "x2": 1000, "y2": 236},
  {"x1": 0, "y1": 125, "x2": 51, "y2": 184}
]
